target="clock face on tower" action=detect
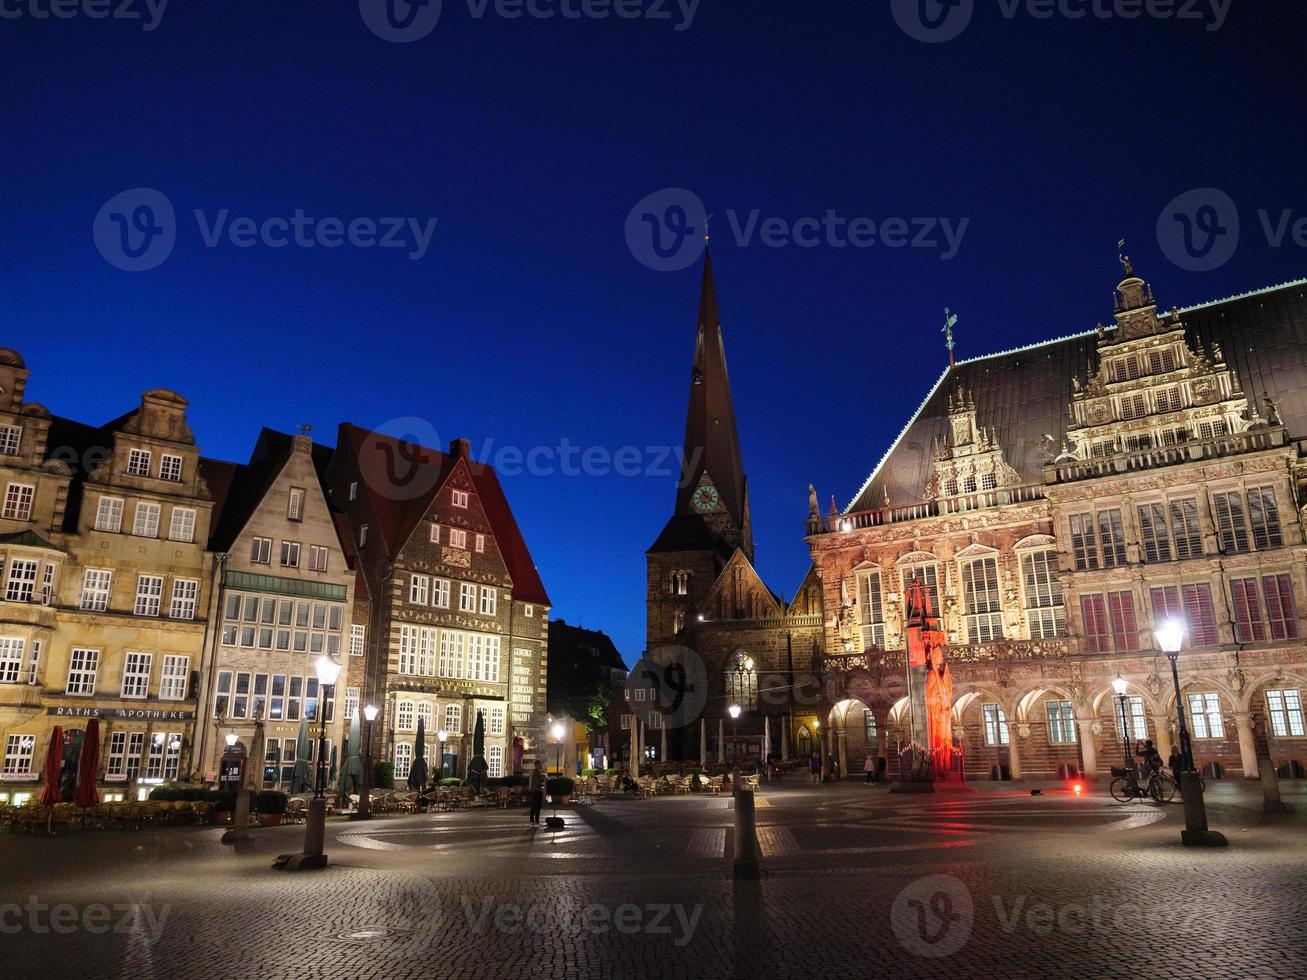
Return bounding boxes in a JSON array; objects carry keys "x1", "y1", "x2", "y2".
[{"x1": 692, "y1": 484, "x2": 720, "y2": 512}]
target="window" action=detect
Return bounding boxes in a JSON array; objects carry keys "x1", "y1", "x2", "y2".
[
  {"x1": 1150, "y1": 583, "x2": 1219, "y2": 647},
  {"x1": 524, "y1": 604, "x2": 534, "y2": 618},
  {"x1": 120, "y1": 652, "x2": 152, "y2": 698},
  {"x1": 1069, "y1": 513, "x2": 1099, "y2": 570},
  {"x1": 159, "y1": 454, "x2": 183, "y2": 482},
  {"x1": 167, "y1": 506, "x2": 196, "y2": 543},
  {"x1": 0, "y1": 424, "x2": 21, "y2": 456},
  {"x1": 1082, "y1": 591, "x2": 1137, "y2": 652},
  {"x1": 5, "y1": 559, "x2": 37, "y2": 602},
  {"x1": 1231, "y1": 578, "x2": 1266, "y2": 643},
  {"x1": 1211, "y1": 490, "x2": 1251, "y2": 554},
  {"x1": 280, "y1": 541, "x2": 301, "y2": 568},
  {"x1": 1137, "y1": 503, "x2": 1173, "y2": 563},
  {"x1": 862, "y1": 709, "x2": 877, "y2": 746},
  {"x1": 2, "y1": 735, "x2": 35, "y2": 778},
  {"x1": 982, "y1": 704, "x2": 1009, "y2": 745},
  {"x1": 459, "y1": 582, "x2": 477, "y2": 612},
  {"x1": 394, "y1": 743, "x2": 413, "y2": 780},
  {"x1": 1108, "y1": 591, "x2": 1139, "y2": 651},
  {"x1": 1097, "y1": 510, "x2": 1127, "y2": 568},
  {"x1": 1119, "y1": 393, "x2": 1147, "y2": 420},
  {"x1": 1045, "y1": 700, "x2": 1077, "y2": 744},
  {"x1": 126, "y1": 448, "x2": 152, "y2": 476},
  {"x1": 485, "y1": 636, "x2": 501, "y2": 682},
  {"x1": 857, "y1": 570, "x2": 885, "y2": 650},
  {"x1": 1112, "y1": 695, "x2": 1147, "y2": 740},
  {"x1": 308, "y1": 545, "x2": 329, "y2": 572},
  {"x1": 105, "y1": 731, "x2": 127, "y2": 780},
  {"x1": 1081, "y1": 594, "x2": 1110, "y2": 653},
  {"x1": 2, "y1": 483, "x2": 34, "y2": 521},
  {"x1": 166, "y1": 578, "x2": 197, "y2": 620},
  {"x1": 349, "y1": 481, "x2": 358, "y2": 501},
  {"x1": 433, "y1": 578, "x2": 451, "y2": 608},
  {"x1": 488, "y1": 744, "x2": 504, "y2": 779},
  {"x1": 480, "y1": 586, "x2": 497, "y2": 616},
  {"x1": 288, "y1": 487, "x2": 305, "y2": 521},
  {"x1": 250, "y1": 536, "x2": 272, "y2": 563},
  {"x1": 213, "y1": 671, "x2": 232, "y2": 717},
  {"x1": 449, "y1": 528, "x2": 468, "y2": 550},
  {"x1": 416, "y1": 701, "x2": 434, "y2": 733},
  {"x1": 344, "y1": 686, "x2": 359, "y2": 721},
  {"x1": 80, "y1": 569, "x2": 112, "y2": 611},
  {"x1": 444, "y1": 703, "x2": 462, "y2": 734},
  {"x1": 452, "y1": 489, "x2": 469, "y2": 508},
  {"x1": 1124, "y1": 434, "x2": 1152, "y2": 453},
  {"x1": 1247, "y1": 487, "x2": 1283, "y2": 550},
  {"x1": 0, "y1": 637, "x2": 24, "y2": 684},
  {"x1": 398, "y1": 626, "x2": 419, "y2": 675},
  {"x1": 1262, "y1": 574, "x2": 1299, "y2": 641},
  {"x1": 66, "y1": 648, "x2": 99, "y2": 695},
  {"x1": 1149, "y1": 348, "x2": 1176, "y2": 374},
  {"x1": 1155, "y1": 387, "x2": 1183, "y2": 413},
  {"x1": 1090, "y1": 440, "x2": 1115, "y2": 460},
  {"x1": 725, "y1": 651, "x2": 757, "y2": 709},
  {"x1": 475, "y1": 534, "x2": 486, "y2": 553},
  {"x1": 159, "y1": 655, "x2": 188, "y2": 700},
  {"x1": 429, "y1": 523, "x2": 440, "y2": 544},
  {"x1": 440, "y1": 630, "x2": 465, "y2": 679},
  {"x1": 94, "y1": 496, "x2": 124, "y2": 532},
  {"x1": 396, "y1": 699, "x2": 415, "y2": 730},
  {"x1": 488, "y1": 705, "x2": 506, "y2": 736},
  {"x1": 359, "y1": 524, "x2": 369, "y2": 548},
  {"x1": 466, "y1": 634, "x2": 487, "y2": 681},
  {"x1": 410, "y1": 574, "x2": 430, "y2": 605},
  {"x1": 349, "y1": 624, "x2": 366, "y2": 657},
  {"x1": 132, "y1": 501, "x2": 160, "y2": 538},
  {"x1": 1199, "y1": 419, "x2": 1229, "y2": 440},
  {"x1": 1188, "y1": 693, "x2": 1225, "y2": 739},
  {"x1": 1266, "y1": 689, "x2": 1305, "y2": 737},
  {"x1": 1169, "y1": 499, "x2": 1203, "y2": 559},
  {"x1": 1021, "y1": 550, "x2": 1065, "y2": 638},
  {"x1": 133, "y1": 575, "x2": 163, "y2": 616},
  {"x1": 961, "y1": 556, "x2": 1004, "y2": 643},
  {"x1": 899, "y1": 561, "x2": 939, "y2": 617}
]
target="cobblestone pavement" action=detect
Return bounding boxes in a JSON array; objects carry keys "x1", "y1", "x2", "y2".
[{"x1": 2, "y1": 780, "x2": 1305, "y2": 979}]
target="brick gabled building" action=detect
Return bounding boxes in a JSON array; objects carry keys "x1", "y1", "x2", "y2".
[{"x1": 326, "y1": 425, "x2": 550, "y2": 781}]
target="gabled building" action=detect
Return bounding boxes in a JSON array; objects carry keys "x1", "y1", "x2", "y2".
[
  {"x1": 193, "y1": 428, "x2": 358, "y2": 787},
  {"x1": 326, "y1": 425, "x2": 550, "y2": 783},
  {"x1": 645, "y1": 254, "x2": 825, "y2": 766}
]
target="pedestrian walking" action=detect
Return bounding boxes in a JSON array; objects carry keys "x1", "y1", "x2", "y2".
[
  {"x1": 1167, "y1": 745, "x2": 1183, "y2": 776},
  {"x1": 809, "y1": 751, "x2": 821, "y2": 784},
  {"x1": 864, "y1": 753, "x2": 876, "y2": 783},
  {"x1": 527, "y1": 760, "x2": 545, "y2": 825}
]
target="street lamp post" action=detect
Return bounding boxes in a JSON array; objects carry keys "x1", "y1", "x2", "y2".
[
  {"x1": 437, "y1": 730, "x2": 449, "y2": 780},
  {"x1": 286, "y1": 653, "x2": 341, "y2": 870},
  {"x1": 548, "y1": 722, "x2": 566, "y2": 828},
  {"x1": 1112, "y1": 676, "x2": 1132, "y2": 771},
  {"x1": 354, "y1": 704, "x2": 379, "y2": 821},
  {"x1": 728, "y1": 704, "x2": 741, "y2": 796},
  {"x1": 1154, "y1": 621, "x2": 1226, "y2": 847}
]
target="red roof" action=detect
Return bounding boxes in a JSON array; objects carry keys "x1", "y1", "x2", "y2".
[{"x1": 337, "y1": 423, "x2": 550, "y2": 606}]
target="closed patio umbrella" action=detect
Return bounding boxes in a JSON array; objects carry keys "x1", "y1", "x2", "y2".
[
  {"x1": 291, "y1": 718, "x2": 312, "y2": 793},
  {"x1": 340, "y1": 713, "x2": 364, "y2": 796},
  {"x1": 267, "y1": 741, "x2": 282, "y2": 790},
  {"x1": 73, "y1": 720, "x2": 100, "y2": 808},
  {"x1": 408, "y1": 717, "x2": 428, "y2": 791},
  {"x1": 763, "y1": 716, "x2": 771, "y2": 765},
  {"x1": 467, "y1": 710, "x2": 488, "y2": 793},
  {"x1": 39, "y1": 726, "x2": 64, "y2": 806},
  {"x1": 329, "y1": 744, "x2": 338, "y2": 786}
]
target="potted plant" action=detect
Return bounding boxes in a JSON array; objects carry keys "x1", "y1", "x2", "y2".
[
  {"x1": 254, "y1": 791, "x2": 289, "y2": 827},
  {"x1": 546, "y1": 776, "x2": 575, "y2": 805},
  {"x1": 210, "y1": 789, "x2": 236, "y2": 824},
  {"x1": 373, "y1": 761, "x2": 395, "y2": 791}
]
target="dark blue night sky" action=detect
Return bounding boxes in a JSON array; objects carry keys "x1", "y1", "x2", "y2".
[{"x1": 3, "y1": 1, "x2": 1304, "y2": 662}]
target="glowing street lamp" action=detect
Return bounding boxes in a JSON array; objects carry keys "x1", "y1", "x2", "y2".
[
  {"x1": 354, "y1": 704, "x2": 380, "y2": 821},
  {"x1": 1112, "y1": 676, "x2": 1132, "y2": 770},
  {"x1": 1153, "y1": 621, "x2": 1191, "y2": 771},
  {"x1": 289, "y1": 653, "x2": 341, "y2": 869},
  {"x1": 728, "y1": 704, "x2": 742, "y2": 795}
]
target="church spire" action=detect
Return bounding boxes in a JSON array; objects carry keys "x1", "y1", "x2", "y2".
[{"x1": 676, "y1": 250, "x2": 751, "y2": 555}]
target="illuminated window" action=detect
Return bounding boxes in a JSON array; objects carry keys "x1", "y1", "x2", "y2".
[
  {"x1": 66, "y1": 648, "x2": 99, "y2": 696},
  {"x1": 982, "y1": 704, "x2": 1009, "y2": 745},
  {"x1": 961, "y1": 556, "x2": 1003, "y2": 643},
  {"x1": 132, "y1": 502, "x2": 160, "y2": 538},
  {"x1": 126, "y1": 448, "x2": 152, "y2": 476},
  {"x1": 1187, "y1": 693, "x2": 1225, "y2": 739},
  {"x1": 725, "y1": 651, "x2": 757, "y2": 710},
  {"x1": 857, "y1": 569, "x2": 885, "y2": 649},
  {"x1": 394, "y1": 743, "x2": 412, "y2": 780},
  {"x1": 159, "y1": 454, "x2": 183, "y2": 482},
  {"x1": 1045, "y1": 700, "x2": 1077, "y2": 744},
  {"x1": 1021, "y1": 549, "x2": 1065, "y2": 638},
  {"x1": 2, "y1": 483, "x2": 34, "y2": 521},
  {"x1": 1112, "y1": 695, "x2": 1147, "y2": 740},
  {"x1": 94, "y1": 496, "x2": 124, "y2": 532},
  {"x1": 1266, "y1": 689, "x2": 1305, "y2": 737}
]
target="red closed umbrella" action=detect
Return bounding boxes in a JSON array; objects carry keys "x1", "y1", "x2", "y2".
[
  {"x1": 38, "y1": 726, "x2": 63, "y2": 806},
  {"x1": 74, "y1": 720, "x2": 100, "y2": 808}
]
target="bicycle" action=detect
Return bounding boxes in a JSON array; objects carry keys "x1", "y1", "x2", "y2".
[{"x1": 1110, "y1": 765, "x2": 1175, "y2": 803}]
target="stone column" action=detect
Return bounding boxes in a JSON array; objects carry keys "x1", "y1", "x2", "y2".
[
  {"x1": 1233, "y1": 712, "x2": 1260, "y2": 779},
  {"x1": 1076, "y1": 718, "x2": 1099, "y2": 781},
  {"x1": 780, "y1": 716, "x2": 789, "y2": 761},
  {"x1": 717, "y1": 719, "x2": 725, "y2": 764},
  {"x1": 659, "y1": 723, "x2": 668, "y2": 764},
  {"x1": 1007, "y1": 728, "x2": 1023, "y2": 781},
  {"x1": 836, "y1": 730, "x2": 848, "y2": 781}
]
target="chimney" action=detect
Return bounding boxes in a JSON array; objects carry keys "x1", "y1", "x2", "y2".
[{"x1": 450, "y1": 438, "x2": 471, "y2": 460}]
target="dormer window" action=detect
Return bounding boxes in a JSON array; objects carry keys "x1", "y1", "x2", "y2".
[
  {"x1": 159, "y1": 454, "x2": 183, "y2": 482},
  {"x1": 126, "y1": 449, "x2": 152, "y2": 477}
]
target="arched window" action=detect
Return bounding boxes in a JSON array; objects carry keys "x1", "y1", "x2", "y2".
[
  {"x1": 796, "y1": 725, "x2": 813, "y2": 759},
  {"x1": 671, "y1": 570, "x2": 690, "y2": 596},
  {"x1": 416, "y1": 701, "x2": 434, "y2": 733},
  {"x1": 673, "y1": 609, "x2": 685, "y2": 633},
  {"x1": 863, "y1": 710, "x2": 877, "y2": 745},
  {"x1": 488, "y1": 744, "x2": 504, "y2": 778},
  {"x1": 725, "y1": 651, "x2": 757, "y2": 710},
  {"x1": 394, "y1": 743, "x2": 412, "y2": 780},
  {"x1": 396, "y1": 699, "x2": 414, "y2": 731},
  {"x1": 444, "y1": 703, "x2": 462, "y2": 735}
]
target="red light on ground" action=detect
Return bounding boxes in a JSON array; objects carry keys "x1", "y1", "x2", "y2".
[{"x1": 1073, "y1": 783, "x2": 1083, "y2": 795}]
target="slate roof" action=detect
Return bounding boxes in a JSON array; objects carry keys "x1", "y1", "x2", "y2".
[
  {"x1": 646, "y1": 513, "x2": 735, "y2": 557},
  {"x1": 847, "y1": 276, "x2": 1307, "y2": 513}
]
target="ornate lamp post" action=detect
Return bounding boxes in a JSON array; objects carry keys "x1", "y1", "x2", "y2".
[
  {"x1": 1154, "y1": 621, "x2": 1226, "y2": 847},
  {"x1": 354, "y1": 704, "x2": 379, "y2": 821},
  {"x1": 287, "y1": 653, "x2": 341, "y2": 870},
  {"x1": 437, "y1": 730, "x2": 449, "y2": 779},
  {"x1": 1111, "y1": 676, "x2": 1132, "y2": 771},
  {"x1": 728, "y1": 704, "x2": 741, "y2": 796}
]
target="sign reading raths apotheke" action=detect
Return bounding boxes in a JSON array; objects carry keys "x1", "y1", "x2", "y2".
[{"x1": 46, "y1": 705, "x2": 196, "y2": 721}]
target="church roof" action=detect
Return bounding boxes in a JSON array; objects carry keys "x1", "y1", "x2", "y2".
[
  {"x1": 847, "y1": 275, "x2": 1307, "y2": 513},
  {"x1": 646, "y1": 513, "x2": 735, "y2": 559}
]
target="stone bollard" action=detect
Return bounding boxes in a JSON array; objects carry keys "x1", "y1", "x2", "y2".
[
  {"x1": 221, "y1": 788, "x2": 252, "y2": 844},
  {"x1": 1179, "y1": 771, "x2": 1227, "y2": 847},
  {"x1": 733, "y1": 788, "x2": 761, "y2": 879},
  {"x1": 1259, "y1": 758, "x2": 1289, "y2": 814}
]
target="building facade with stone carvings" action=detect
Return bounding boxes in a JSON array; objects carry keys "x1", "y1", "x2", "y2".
[
  {"x1": 192, "y1": 428, "x2": 358, "y2": 786},
  {"x1": 645, "y1": 255, "x2": 825, "y2": 768},
  {"x1": 325, "y1": 425, "x2": 551, "y2": 783},
  {"x1": 809, "y1": 262, "x2": 1307, "y2": 782},
  {"x1": 0, "y1": 359, "x2": 216, "y2": 802}
]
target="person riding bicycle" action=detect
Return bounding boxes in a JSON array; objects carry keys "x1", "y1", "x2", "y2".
[{"x1": 1135, "y1": 739, "x2": 1163, "y2": 775}]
